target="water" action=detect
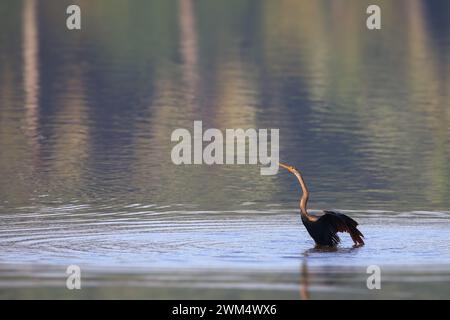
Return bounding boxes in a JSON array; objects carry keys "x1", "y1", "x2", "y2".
[{"x1": 1, "y1": 0, "x2": 450, "y2": 299}]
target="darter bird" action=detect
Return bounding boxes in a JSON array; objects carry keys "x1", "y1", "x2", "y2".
[{"x1": 278, "y1": 163, "x2": 364, "y2": 247}]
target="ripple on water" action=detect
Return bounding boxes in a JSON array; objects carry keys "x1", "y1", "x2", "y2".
[{"x1": 1, "y1": 204, "x2": 450, "y2": 271}]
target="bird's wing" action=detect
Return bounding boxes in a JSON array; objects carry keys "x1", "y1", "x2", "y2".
[{"x1": 318, "y1": 210, "x2": 365, "y2": 245}]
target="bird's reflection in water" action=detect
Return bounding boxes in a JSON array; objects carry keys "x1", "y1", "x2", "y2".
[
  {"x1": 299, "y1": 245, "x2": 364, "y2": 299},
  {"x1": 299, "y1": 255, "x2": 310, "y2": 300}
]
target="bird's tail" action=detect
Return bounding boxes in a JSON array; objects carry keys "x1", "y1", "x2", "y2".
[{"x1": 342, "y1": 215, "x2": 365, "y2": 245}]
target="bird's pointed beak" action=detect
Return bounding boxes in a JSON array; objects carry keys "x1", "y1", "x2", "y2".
[{"x1": 278, "y1": 162, "x2": 292, "y2": 172}]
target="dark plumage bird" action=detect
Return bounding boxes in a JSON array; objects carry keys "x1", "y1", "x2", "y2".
[{"x1": 279, "y1": 163, "x2": 364, "y2": 247}]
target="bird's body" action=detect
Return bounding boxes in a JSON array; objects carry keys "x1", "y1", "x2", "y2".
[
  {"x1": 301, "y1": 210, "x2": 364, "y2": 246},
  {"x1": 279, "y1": 163, "x2": 364, "y2": 247}
]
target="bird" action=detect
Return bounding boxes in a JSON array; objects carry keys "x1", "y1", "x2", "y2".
[{"x1": 278, "y1": 163, "x2": 364, "y2": 247}]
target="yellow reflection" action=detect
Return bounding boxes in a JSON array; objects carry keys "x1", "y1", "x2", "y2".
[{"x1": 23, "y1": 0, "x2": 39, "y2": 142}]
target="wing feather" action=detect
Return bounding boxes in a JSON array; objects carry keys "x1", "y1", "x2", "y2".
[{"x1": 318, "y1": 210, "x2": 365, "y2": 246}]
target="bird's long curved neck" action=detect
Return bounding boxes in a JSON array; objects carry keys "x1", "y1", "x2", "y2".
[{"x1": 292, "y1": 170, "x2": 313, "y2": 220}]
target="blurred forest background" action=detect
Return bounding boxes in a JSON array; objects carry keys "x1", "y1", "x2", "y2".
[{"x1": 0, "y1": 0, "x2": 449, "y2": 211}]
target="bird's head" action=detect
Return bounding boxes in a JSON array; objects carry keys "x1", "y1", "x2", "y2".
[{"x1": 278, "y1": 162, "x2": 299, "y2": 174}]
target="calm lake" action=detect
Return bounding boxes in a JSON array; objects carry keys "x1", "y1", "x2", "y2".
[{"x1": 0, "y1": 0, "x2": 449, "y2": 299}]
